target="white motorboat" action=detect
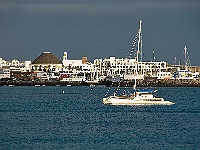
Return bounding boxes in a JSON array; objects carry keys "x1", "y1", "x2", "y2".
[{"x1": 103, "y1": 89, "x2": 174, "y2": 105}]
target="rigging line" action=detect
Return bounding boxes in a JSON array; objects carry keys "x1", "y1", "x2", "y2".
[
  {"x1": 126, "y1": 34, "x2": 138, "y2": 57},
  {"x1": 105, "y1": 71, "x2": 113, "y2": 96},
  {"x1": 105, "y1": 82, "x2": 115, "y2": 96},
  {"x1": 105, "y1": 31, "x2": 139, "y2": 96},
  {"x1": 122, "y1": 33, "x2": 139, "y2": 89},
  {"x1": 116, "y1": 35, "x2": 138, "y2": 95},
  {"x1": 126, "y1": 35, "x2": 138, "y2": 59}
]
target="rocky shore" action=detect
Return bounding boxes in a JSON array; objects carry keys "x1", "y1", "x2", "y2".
[
  {"x1": 105, "y1": 79, "x2": 200, "y2": 87},
  {"x1": 0, "y1": 80, "x2": 88, "y2": 86},
  {"x1": 0, "y1": 79, "x2": 200, "y2": 87}
]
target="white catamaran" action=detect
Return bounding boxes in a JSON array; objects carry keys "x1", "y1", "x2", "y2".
[
  {"x1": 103, "y1": 80, "x2": 174, "y2": 105},
  {"x1": 103, "y1": 20, "x2": 174, "y2": 105}
]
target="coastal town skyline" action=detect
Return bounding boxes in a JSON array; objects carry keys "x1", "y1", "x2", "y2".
[
  {"x1": 0, "y1": 0, "x2": 200, "y2": 65},
  {"x1": 0, "y1": 50, "x2": 199, "y2": 68}
]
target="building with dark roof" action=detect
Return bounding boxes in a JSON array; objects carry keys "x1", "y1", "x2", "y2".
[
  {"x1": 30, "y1": 52, "x2": 63, "y2": 74},
  {"x1": 32, "y1": 52, "x2": 62, "y2": 64}
]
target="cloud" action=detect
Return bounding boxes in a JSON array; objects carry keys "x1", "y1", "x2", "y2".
[{"x1": 0, "y1": 0, "x2": 199, "y2": 16}]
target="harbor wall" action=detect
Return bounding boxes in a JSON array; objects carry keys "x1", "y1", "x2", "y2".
[
  {"x1": 0, "y1": 79, "x2": 200, "y2": 87},
  {"x1": 104, "y1": 79, "x2": 200, "y2": 87}
]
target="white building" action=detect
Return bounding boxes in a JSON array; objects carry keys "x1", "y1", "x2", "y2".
[
  {"x1": 62, "y1": 52, "x2": 96, "y2": 81},
  {"x1": 157, "y1": 72, "x2": 172, "y2": 79},
  {"x1": 0, "y1": 58, "x2": 11, "y2": 67},
  {"x1": 24, "y1": 61, "x2": 32, "y2": 72},
  {"x1": 62, "y1": 52, "x2": 83, "y2": 68},
  {"x1": 139, "y1": 61, "x2": 167, "y2": 76},
  {"x1": 94, "y1": 57, "x2": 137, "y2": 76},
  {"x1": 0, "y1": 68, "x2": 10, "y2": 79},
  {"x1": 93, "y1": 56, "x2": 168, "y2": 79},
  {"x1": 173, "y1": 67, "x2": 199, "y2": 79},
  {"x1": 0, "y1": 58, "x2": 31, "y2": 79}
]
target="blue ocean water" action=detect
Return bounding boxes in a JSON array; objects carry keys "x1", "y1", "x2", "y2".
[{"x1": 0, "y1": 86, "x2": 200, "y2": 150}]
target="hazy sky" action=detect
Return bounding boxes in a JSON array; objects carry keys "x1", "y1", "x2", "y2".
[{"x1": 0, "y1": 0, "x2": 200, "y2": 65}]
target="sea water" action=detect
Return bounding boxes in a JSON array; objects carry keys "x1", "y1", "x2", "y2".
[{"x1": 0, "y1": 86, "x2": 200, "y2": 150}]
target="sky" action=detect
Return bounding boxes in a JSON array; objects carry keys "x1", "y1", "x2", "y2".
[{"x1": 0, "y1": 0, "x2": 200, "y2": 65}]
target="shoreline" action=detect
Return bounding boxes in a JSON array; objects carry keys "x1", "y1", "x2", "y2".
[
  {"x1": 105, "y1": 79, "x2": 200, "y2": 87},
  {"x1": 0, "y1": 79, "x2": 200, "y2": 87}
]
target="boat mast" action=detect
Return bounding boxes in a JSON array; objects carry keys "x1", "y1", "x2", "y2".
[
  {"x1": 184, "y1": 45, "x2": 188, "y2": 70},
  {"x1": 134, "y1": 20, "x2": 142, "y2": 89},
  {"x1": 137, "y1": 20, "x2": 142, "y2": 75},
  {"x1": 140, "y1": 20, "x2": 142, "y2": 63}
]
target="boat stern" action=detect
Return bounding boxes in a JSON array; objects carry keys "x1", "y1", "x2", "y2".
[{"x1": 103, "y1": 97, "x2": 111, "y2": 104}]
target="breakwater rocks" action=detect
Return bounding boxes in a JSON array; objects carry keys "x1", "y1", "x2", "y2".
[
  {"x1": 0, "y1": 79, "x2": 200, "y2": 87},
  {"x1": 0, "y1": 80, "x2": 88, "y2": 86},
  {"x1": 105, "y1": 79, "x2": 200, "y2": 87}
]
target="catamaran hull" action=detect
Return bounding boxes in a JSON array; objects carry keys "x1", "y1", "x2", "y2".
[{"x1": 103, "y1": 97, "x2": 174, "y2": 105}]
